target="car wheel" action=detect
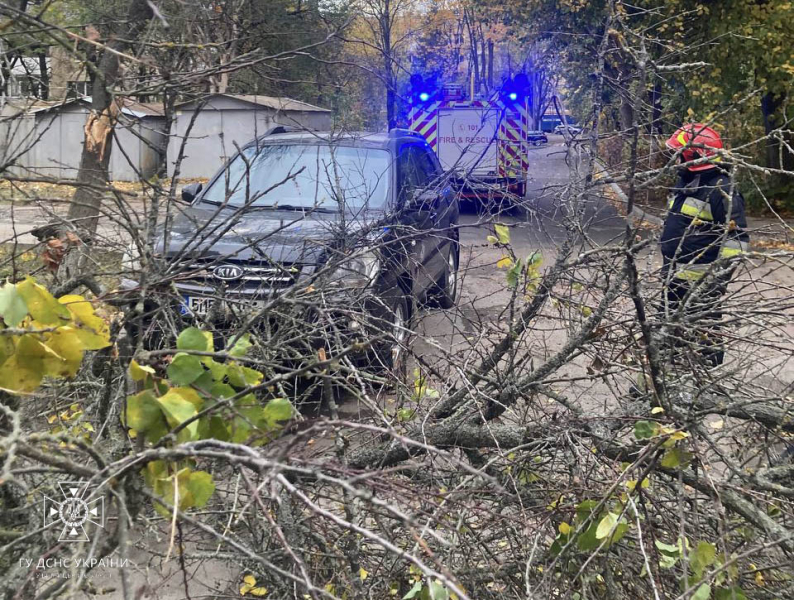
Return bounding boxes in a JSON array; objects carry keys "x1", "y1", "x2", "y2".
[{"x1": 431, "y1": 242, "x2": 460, "y2": 309}]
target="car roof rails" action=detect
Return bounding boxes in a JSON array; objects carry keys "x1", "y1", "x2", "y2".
[
  {"x1": 389, "y1": 128, "x2": 423, "y2": 139},
  {"x1": 262, "y1": 125, "x2": 304, "y2": 136}
]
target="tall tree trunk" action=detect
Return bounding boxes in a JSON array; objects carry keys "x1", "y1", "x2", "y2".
[
  {"x1": 37, "y1": 51, "x2": 48, "y2": 99},
  {"x1": 381, "y1": 0, "x2": 396, "y2": 130},
  {"x1": 761, "y1": 91, "x2": 794, "y2": 172},
  {"x1": 488, "y1": 40, "x2": 493, "y2": 93},
  {"x1": 65, "y1": 0, "x2": 154, "y2": 236}
]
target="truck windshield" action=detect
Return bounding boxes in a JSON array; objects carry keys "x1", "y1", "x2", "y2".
[{"x1": 201, "y1": 144, "x2": 391, "y2": 210}]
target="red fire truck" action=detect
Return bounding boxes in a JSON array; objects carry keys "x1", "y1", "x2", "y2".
[{"x1": 408, "y1": 76, "x2": 531, "y2": 200}]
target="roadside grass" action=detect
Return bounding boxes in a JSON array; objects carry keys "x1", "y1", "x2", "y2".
[
  {"x1": 0, "y1": 242, "x2": 123, "y2": 291},
  {"x1": 0, "y1": 178, "x2": 209, "y2": 203}
]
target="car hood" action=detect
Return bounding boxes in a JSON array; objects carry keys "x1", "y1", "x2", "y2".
[{"x1": 160, "y1": 204, "x2": 386, "y2": 265}]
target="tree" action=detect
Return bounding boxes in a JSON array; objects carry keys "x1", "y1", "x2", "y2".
[{"x1": 0, "y1": 1, "x2": 793, "y2": 599}]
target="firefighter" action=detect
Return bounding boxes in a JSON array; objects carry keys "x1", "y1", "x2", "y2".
[{"x1": 660, "y1": 123, "x2": 750, "y2": 366}]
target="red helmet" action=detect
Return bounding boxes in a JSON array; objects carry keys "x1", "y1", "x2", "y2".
[{"x1": 665, "y1": 123, "x2": 723, "y2": 171}]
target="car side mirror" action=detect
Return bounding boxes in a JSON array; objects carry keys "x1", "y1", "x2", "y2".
[
  {"x1": 181, "y1": 182, "x2": 203, "y2": 203},
  {"x1": 407, "y1": 188, "x2": 437, "y2": 211}
]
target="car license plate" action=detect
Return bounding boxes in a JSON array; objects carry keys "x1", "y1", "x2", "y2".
[
  {"x1": 181, "y1": 295, "x2": 213, "y2": 316},
  {"x1": 181, "y1": 296, "x2": 268, "y2": 317}
]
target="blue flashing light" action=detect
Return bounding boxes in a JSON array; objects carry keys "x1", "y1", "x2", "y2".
[
  {"x1": 508, "y1": 92, "x2": 518, "y2": 101},
  {"x1": 418, "y1": 92, "x2": 430, "y2": 102}
]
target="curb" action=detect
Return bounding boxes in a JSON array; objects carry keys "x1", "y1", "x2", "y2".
[{"x1": 594, "y1": 159, "x2": 664, "y2": 227}]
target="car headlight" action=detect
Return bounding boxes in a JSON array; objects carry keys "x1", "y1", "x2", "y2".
[{"x1": 326, "y1": 251, "x2": 380, "y2": 288}]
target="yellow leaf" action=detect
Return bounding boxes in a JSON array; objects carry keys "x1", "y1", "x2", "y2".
[
  {"x1": 0, "y1": 335, "x2": 62, "y2": 393},
  {"x1": 651, "y1": 406, "x2": 664, "y2": 414},
  {"x1": 359, "y1": 567, "x2": 369, "y2": 581},
  {"x1": 47, "y1": 414, "x2": 58, "y2": 424},
  {"x1": 559, "y1": 522, "x2": 571, "y2": 535},
  {"x1": 17, "y1": 278, "x2": 70, "y2": 325},
  {"x1": 250, "y1": 587, "x2": 268, "y2": 597},
  {"x1": 496, "y1": 256, "x2": 513, "y2": 269},
  {"x1": 58, "y1": 295, "x2": 111, "y2": 350},
  {"x1": 130, "y1": 359, "x2": 156, "y2": 381},
  {"x1": 494, "y1": 223, "x2": 510, "y2": 244},
  {"x1": 46, "y1": 326, "x2": 87, "y2": 378}
]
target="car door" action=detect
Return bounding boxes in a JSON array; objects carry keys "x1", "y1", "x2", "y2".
[
  {"x1": 396, "y1": 144, "x2": 437, "y2": 295},
  {"x1": 414, "y1": 143, "x2": 457, "y2": 284}
]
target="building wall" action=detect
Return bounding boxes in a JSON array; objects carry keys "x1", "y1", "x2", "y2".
[
  {"x1": 1, "y1": 104, "x2": 166, "y2": 181},
  {"x1": 49, "y1": 47, "x2": 89, "y2": 101},
  {"x1": 110, "y1": 116, "x2": 168, "y2": 181},
  {"x1": 167, "y1": 104, "x2": 332, "y2": 179}
]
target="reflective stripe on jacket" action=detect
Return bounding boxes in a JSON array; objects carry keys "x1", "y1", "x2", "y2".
[{"x1": 661, "y1": 169, "x2": 750, "y2": 272}]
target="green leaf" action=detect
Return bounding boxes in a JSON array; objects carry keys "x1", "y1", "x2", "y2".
[
  {"x1": 494, "y1": 223, "x2": 510, "y2": 245},
  {"x1": 126, "y1": 390, "x2": 164, "y2": 433},
  {"x1": 634, "y1": 420, "x2": 657, "y2": 439},
  {"x1": 207, "y1": 415, "x2": 230, "y2": 441},
  {"x1": 655, "y1": 540, "x2": 680, "y2": 555},
  {"x1": 526, "y1": 251, "x2": 543, "y2": 267},
  {"x1": 227, "y1": 333, "x2": 252, "y2": 357},
  {"x1": 226, "y1": 362, "x2": 263, "y2": 388},
  {"x1": 185, "y1": 470, "x2": 215, "y2": 508},
  {"x1": 167, "y1": 353, "x2": 205, "y2": 385},
  {"x1": 177, "y1": 327, "x2": 212, "y2": 352},
  {"x1": 576, "y1": 522, "x2": 600, "y2": 551},
  {"x1": 611, "y1": 521, "x2": 629, "y2": 544},
  {"x1": 575, "y1": 499, "x2": 599, "y2": 521},
  {"x1": 420, "y1": 581, "x2": 449, "y2": 600},
  {"x1": 157, "y1": 388, "x2": 202, "y2": 439},
  {"x1": 17, "y1": 278, "x2": 70, "y2": 325},
  {"x1": 263, "y1": 397, "x2": 294, "y2": 428},
  {"x1": 692, "y1": 541, "x2": 717, "y2": 579},
  {"x1": 403, "y1": 582, "x2": 423, "y2": 600},
  {"x1": 692, "y1": 583, "x2": 711, "y2": 600},
  {"x1": 714, "y1": 587, "x2": 747, "y2": 600},
  {"x1": 661, "y1": 448, "x2": 692, "y2": 469},
  {"x1": 595, "y1": 513, "x2": 618, "y2": 539},
  {"x1": 0, "y1": 282, "x2": 28, "y2": 327},
  {"x1": 506, "y1": 259, "x2": 523, "y2": 289},
  {"x1": 397, "y1": 407, "x2": 416, "y2": 422}
]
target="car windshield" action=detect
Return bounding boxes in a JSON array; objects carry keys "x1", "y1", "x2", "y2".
[{"x1": 201, "y1": 144, "x2": 391, "y2": 210}]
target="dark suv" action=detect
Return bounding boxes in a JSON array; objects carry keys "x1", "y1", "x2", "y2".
[{"x1": 125, "y1": 129, "x2": 459, "y2": 370}]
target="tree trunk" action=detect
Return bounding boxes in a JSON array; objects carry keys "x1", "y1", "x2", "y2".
[
  {"x1": 381, "y1": 0, "x2": 396, "y2": 130},
  {"x1": 761, "y1": 90, "x2": 794, "y2": 172},
  {"x1": 488, "y1": 40, "x2": 493, "y2": 93},
  {"x1": 37, "y1": 51, "x2": 48, "y2": 99},
  {"x1": 65, "y1": 0, "x2": 154, "y2": 236}
]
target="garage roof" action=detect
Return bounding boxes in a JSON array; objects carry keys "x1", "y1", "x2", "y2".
[
  {"x1": 23, "y1": 97, "x2": 164, "y2": 118},
  {"x1": 175, "y1": 93, "x2": 330, "y2": 113}
]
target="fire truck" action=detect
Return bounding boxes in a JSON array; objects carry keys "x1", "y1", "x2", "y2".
[{"x1": 407, "y1": 74, "x2": 531, "y2": 200}]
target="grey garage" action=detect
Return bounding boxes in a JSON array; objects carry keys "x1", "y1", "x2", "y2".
[
  {"x1": 167, "y1": 94, "x2": 332, "y2": 179},
  {"x1": 0, "y1": 97, "x2": 167, "y2": 182}
]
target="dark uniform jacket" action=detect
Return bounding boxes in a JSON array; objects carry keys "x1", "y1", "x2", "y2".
[{"x1": 660, "y1": 168, "x2": 750, "y2": 278}]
